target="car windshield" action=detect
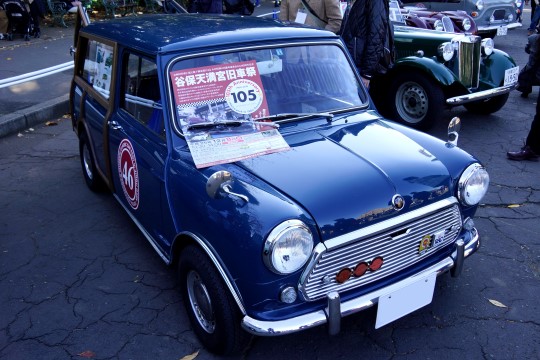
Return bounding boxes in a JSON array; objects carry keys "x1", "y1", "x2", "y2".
[{"x1": 168, "y1": 44, "x2": 365, "y2": 132}]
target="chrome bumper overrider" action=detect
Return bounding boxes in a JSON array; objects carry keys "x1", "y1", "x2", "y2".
[
  {"x1": 241, "y1": 229, "x2": 479, "y2": 336},
  {"x1": 446, "y1": 84, "x2": 516, "y2": 106}
]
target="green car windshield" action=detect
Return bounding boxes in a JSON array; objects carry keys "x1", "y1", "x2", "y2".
[{"x1": 168, "y1": 44, "x2": 365, "y2": 130}]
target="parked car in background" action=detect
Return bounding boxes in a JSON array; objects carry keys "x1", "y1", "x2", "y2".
[
  {"x1": 400, "y1": 6, "x2": 478, "y2": 34},
  {"x1": 70, "y1": 14, "x2": 490, "y2": 355},
  {"x1": 370, "y1": 25, "x2": 518, "y2": 129},
  {"x1": 400, "y1": 0, "x2": 521, "y2": 38}
]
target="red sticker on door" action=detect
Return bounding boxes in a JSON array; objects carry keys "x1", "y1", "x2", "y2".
[{"x1": 118, "y1": 139, "x2": 139, "y2": 210}]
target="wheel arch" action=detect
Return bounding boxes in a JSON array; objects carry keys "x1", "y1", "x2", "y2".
[
  {"x1": 171, "y1": 231, "x2": 247, "y2": 316},
  {"x1": 390, "y1": 57, "x2": 457, "y2": 89}
]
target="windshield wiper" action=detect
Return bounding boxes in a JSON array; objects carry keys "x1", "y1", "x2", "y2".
[
  {"x1": 187, "y1": 119, "x2": 279, "y2": 131},
  {"x1": 258, "y1": 112, "x2": 334, "y2": 124}
]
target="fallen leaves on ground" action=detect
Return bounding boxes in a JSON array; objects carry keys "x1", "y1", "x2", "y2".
[
  {"x1": 488, "y1": 299, "x2": 507, "y2": 308},
  {"x1": 180, "y1": 350, "x2": 199, "y2": 360}
]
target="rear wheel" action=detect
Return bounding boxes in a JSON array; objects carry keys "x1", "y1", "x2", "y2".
[
  {"x1": 178, "y1": 246, "x2": 250, "y2": 355},
  {"x1": 79, "y1": 132, "x2": 105, "y2": 192},
  {"x1": 463, "y1": 93, "x2": 509, "y2": 114},
  {"x1": 388, "y1": 73, "x2": 445, "y2": 130}
]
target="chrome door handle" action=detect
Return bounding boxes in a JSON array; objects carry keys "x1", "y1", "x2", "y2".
[{"x1": 109, "y1": 120, "x2": 123, "y2": 130}]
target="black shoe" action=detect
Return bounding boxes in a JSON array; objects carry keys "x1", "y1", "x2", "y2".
[{"x1": 507, "y1": 146, "x2": 539, "y2": 161}]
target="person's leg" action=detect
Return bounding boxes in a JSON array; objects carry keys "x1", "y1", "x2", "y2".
[
  {"x1": 526, "y1": 91, "x2": 540, "y2": 153},
  {"x1": 507, "y1": 91, "x2": 540, "y2": 160},
  {"x1": 529, "y1": 1, "x2": 540, "y2": 33}
]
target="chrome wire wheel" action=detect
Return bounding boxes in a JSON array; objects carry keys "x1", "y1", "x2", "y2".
[
  {"x1": 186, "y1": 270, "x2": 216, "y2": 334},
  {"x1": 396, "y1": 81, "x2": 428, "y2": 125}
]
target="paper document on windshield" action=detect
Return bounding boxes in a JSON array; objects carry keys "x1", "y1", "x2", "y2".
[{"x1": 170, "y1": 60, "x2": 289, "y2": 168}]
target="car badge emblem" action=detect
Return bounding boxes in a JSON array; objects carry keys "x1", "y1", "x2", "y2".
[{"x1": 392, "y1": 195, "x2": 405, "y2": 211}]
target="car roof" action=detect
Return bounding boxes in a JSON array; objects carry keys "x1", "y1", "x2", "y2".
[{"x1": 80, "y1": 14, "x2": 339, "y2": 55}]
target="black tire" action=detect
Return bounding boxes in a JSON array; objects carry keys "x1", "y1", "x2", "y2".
[
  {"x1": 178, "y1": 246, "x2": 250, "y2": 355},
  {"x1": 388, "y1": 73, "x2": 445, "y2": 130},
  {"x1": 463, "y1": 93, "x2": 509, "y2": 114},
  {"x1": 79, "y1": 132, "x2": 106, "y2": 192}
]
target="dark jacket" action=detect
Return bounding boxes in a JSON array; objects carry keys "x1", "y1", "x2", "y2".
[
  {"x1": 188, "y1": 0, "x2": 222, "y2": 14},
  {"x1": 340, "y1": 0, "x2": 394, "y2": 79}
]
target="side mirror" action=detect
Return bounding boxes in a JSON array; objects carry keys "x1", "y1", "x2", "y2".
[
  {"x1": 447, "y1": 117, "x2": 461, "y2": 147},
  {"x1": 206, "y1": 171, "x2": 248, "y2": 203}
]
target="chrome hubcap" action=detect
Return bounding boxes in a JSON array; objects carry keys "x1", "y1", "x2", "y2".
[
  {"x1": 186, "y1": 270, "x2": 215, "y2": 333},
  {"x1": 83, "y1": 144, "x2": 93, "y2": 180}
]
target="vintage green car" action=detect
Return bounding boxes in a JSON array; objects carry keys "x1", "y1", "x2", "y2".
[{"x1": 371, "y1": 25, "x2": 518, "y2": 129}]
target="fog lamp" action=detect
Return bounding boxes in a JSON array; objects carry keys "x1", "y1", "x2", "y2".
[{"x1": 280, "y1": 286, "x2": 297, "y2": 303}]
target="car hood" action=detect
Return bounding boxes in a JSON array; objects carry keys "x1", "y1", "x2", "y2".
[{"x1": 238, "y1": 118, "x2": 452, "y2": 240}]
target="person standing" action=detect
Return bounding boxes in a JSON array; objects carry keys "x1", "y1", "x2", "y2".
[
  {"x1": 188, "y1": 0, "x2": 223, "y2": 13},
  {"x1": 339, "y1": 0, "x2": 394, "y2": 89},
  {"x1": 279, "y1": 0, "x2": 342, "y2": 34},
  {"x1": 507, "y1": 35, "x2": 540, "y2": 161},
  {"x1": 528, "y1": 0, "x2": 540, "y2": 35}
]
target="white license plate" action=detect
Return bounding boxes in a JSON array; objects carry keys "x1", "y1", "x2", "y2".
[
  {"x1": 504, "y1": 66, "x2": 520, "y2": 86},
  {"x1": 375, "y1": 273, "x2": 436, "y2": 329},
  {"x1": 497, "y1": 26, "x2": 508, "y2": 36}
]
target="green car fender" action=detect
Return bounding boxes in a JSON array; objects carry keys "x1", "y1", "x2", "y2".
[
  {"x1": 478, "y1": 49, "x2": 517, "y2": 89},
  {"x1": 387, "y1": 56, "x2": 457, "y2": 87}
]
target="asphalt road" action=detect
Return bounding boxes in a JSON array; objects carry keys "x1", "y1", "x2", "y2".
[{"x1": 1, "y1": 7, "x2": 539, "y2": 360}]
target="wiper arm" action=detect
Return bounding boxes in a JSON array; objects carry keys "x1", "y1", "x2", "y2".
[
  {"x1": 259, "y1": 112, "x2": 334, "y2": 124},
  {"x1": 187, "y1": 119, "x2": 279, "y2": 131}
]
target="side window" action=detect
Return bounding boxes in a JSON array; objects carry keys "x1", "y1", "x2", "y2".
[
  {"x1": 122, "y1": 54, "x2": 164, "y2": 138},
  {"x1": 82, "y1": 40, "x2": 114, "y2": 100}
]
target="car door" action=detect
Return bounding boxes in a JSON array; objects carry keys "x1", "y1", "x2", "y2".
[
  {"x1": 72, "y1": 37, "x2": 116, "y2": 187},
  {"x1": 107, "y1": 52, "x2": 173, "y2": 257}
]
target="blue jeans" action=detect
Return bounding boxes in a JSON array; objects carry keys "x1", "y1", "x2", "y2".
[{"x1": 529, "y1": 6, "x2": 540, "y2": 31}]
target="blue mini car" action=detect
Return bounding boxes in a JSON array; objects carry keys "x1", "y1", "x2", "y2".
[{"x1": 70, "y1": 14, "x2": 490, "y2": 355}]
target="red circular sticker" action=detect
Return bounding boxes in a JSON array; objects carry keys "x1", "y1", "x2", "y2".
[{"x1": 118, "y1": 139, "x2": 139, "y2": 210}]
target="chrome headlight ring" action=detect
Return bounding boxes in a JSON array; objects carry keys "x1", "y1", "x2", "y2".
[
  {"x1": 462, "y1": 18, "x2": 472, "y2": 31},
  {"x1": 481, "y1": 38, "x2": 494, "y2": 56},
  {"x1": 263, "y1": 220, "x2": 314, "y2": 275},
  {"x1": 458, "y1": 163, "x2": 490, "y2": 206},
  {"x1": 438, "y1": 42, "x2": 454, "y2": 62},
  {"x1": 434, "y1": 19, "x2": 444, "y2": 31},
  {"x1": 476, "y1": 0, "x2": 484, "y2": 11}
]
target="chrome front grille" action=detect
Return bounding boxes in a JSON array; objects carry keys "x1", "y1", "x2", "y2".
[
  {"x1": 457, "y1": 35, "x2": 481, "y2": 89},
  {"x1": 299, "y1": 199, "x2": 462, "y2": 301}
]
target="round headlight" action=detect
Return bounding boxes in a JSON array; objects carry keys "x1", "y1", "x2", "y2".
[
  {"x1": 434, "y1": 19, "x2": 444, "y2": 31},
  {"x1": 462, "y1": 18, "x2": 472, "y2": 31},
  {"x1": 508, "y1": 13, "x2": 514, "y2": 22},
  {"x1": 263, "y1": 220, "x2": 313, "y2": 275},
  {"x1": 458, "y1": 164, "x2": 490, "y2": 206},
  {"x1": 438, "y1": 42, "x2": 454, "y2": 62},
  {"x1": 476, "y1": 0, "x2": 484, "y2": 10},
  {"x1": 481, "y1": 38, "x2": 494, "y2": 56}
]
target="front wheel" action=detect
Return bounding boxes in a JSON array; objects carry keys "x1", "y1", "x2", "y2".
[
  {"x1": 463, "y1": 93, "x2": 509, "y2": 114},
  {"x1": 178, "y1": 246, "x2": 250, "y2": 355},
  {"x1": 388, "y1": 73, "x2": 445, "y2": 130}
]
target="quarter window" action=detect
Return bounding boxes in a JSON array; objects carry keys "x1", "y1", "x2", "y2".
[{"x1": 82, "y1": 40, "x2": 114, "y2": 100}]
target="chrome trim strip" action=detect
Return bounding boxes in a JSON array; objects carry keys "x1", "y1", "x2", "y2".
[
  {"x1": 113, "y1": 194, "x2": 170, "y2": 264},
  {"x1": 112, "y1": 195, "x2": 247, "y2": 315},
  {"x1": 446, "y1": 84, "x2": 516, "y2": 105},
  {"x1": 241, "y1": 229, "x2": 480, "y2": 336},
  {"x1": 178, "y1": 231, "x2": 247, "y2": 315},
  {"x1": 323, "y1": 198, "x2": 457, "y2": 250}
]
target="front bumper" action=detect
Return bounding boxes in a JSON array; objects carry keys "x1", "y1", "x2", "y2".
[
  {"x1": 241, "y1": 228, "x2": 479, "y2": 336},
  {"x1": 446, "y1": 84, "x2": 516, "y2": 106},
  {"x1": 477, "y1": 22, "x2": 522, "y2": 32}
]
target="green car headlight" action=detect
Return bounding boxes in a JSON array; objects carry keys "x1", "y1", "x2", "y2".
[
  {"x1": 438, "y1": 42, "x2": 454, "y2": 62},
  {"x1": 263, "y1": 220, "x2": 313, "y2": 275},
  {"x1": 481, "y1": 38, "x2": 494, "y2": 56},
  {"x1": 458, "y1": 163, "x2": 490, "y2": 206}
]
